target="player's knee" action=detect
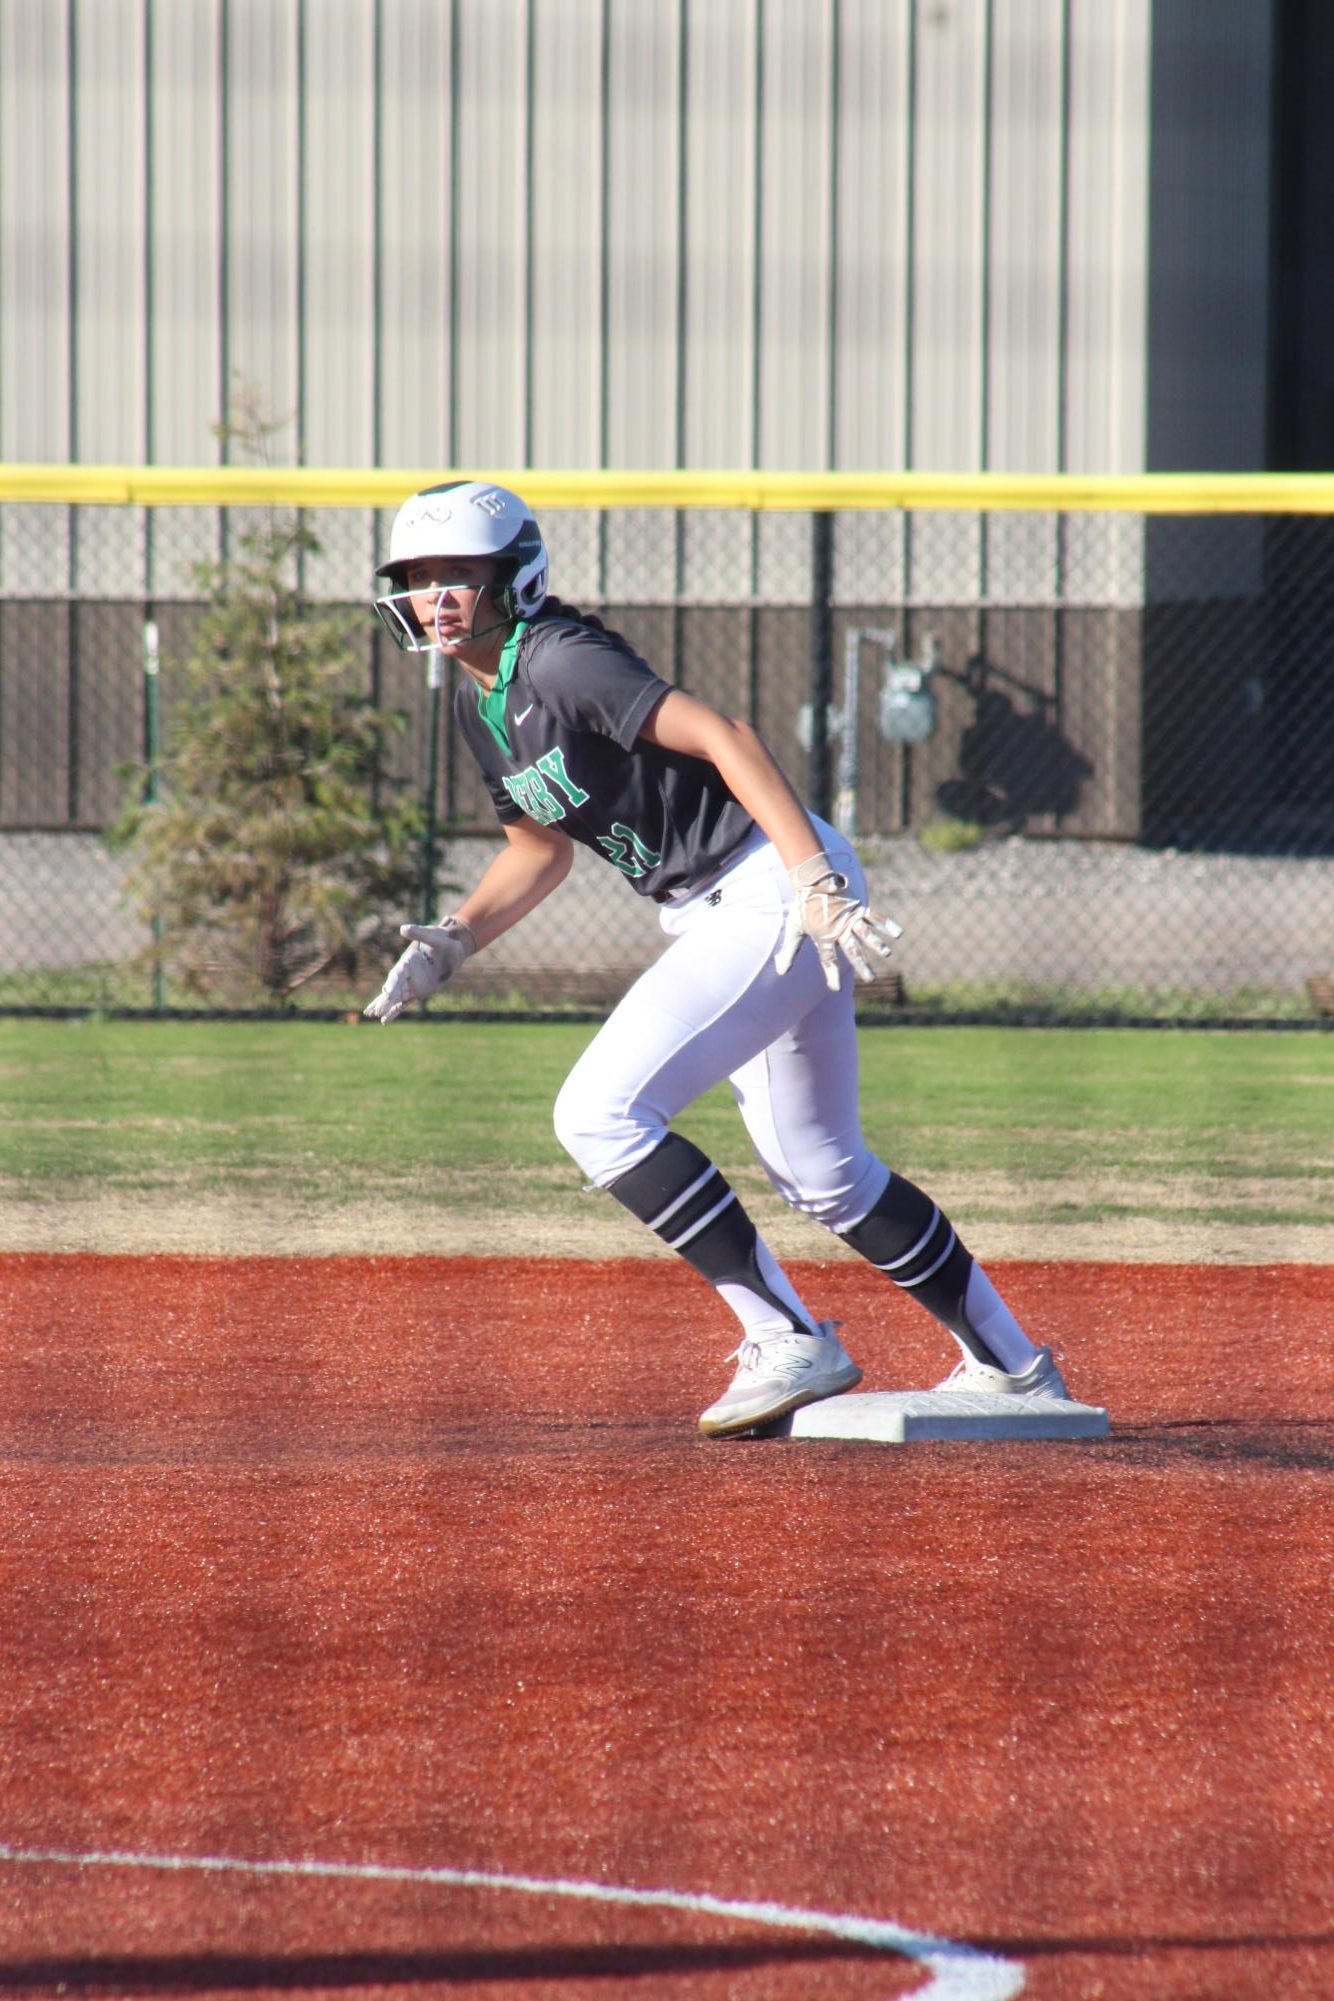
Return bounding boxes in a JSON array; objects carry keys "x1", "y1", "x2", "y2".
[
  {"x1": 553, "y1": 1078, "x2": 663, "y2": 1187},
  {"x1": 793, "y1": 1153, "x2": 890, "y2": 1235},
  {"x1": 551, "y1": 1077, "x2": 596, "y2": 1171}
]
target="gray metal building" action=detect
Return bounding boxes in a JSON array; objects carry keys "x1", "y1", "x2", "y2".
[
  {"x1": 3, "y1": 1, "x2": 1332, "y2": 864},
  {"x1": 1, "y1": 0, "x2": 1278, "y2": 480}
]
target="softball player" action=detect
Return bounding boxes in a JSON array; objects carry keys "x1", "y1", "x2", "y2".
[{"x1": 367, "y1": 480, "x2": 1070, "y2": 1435}]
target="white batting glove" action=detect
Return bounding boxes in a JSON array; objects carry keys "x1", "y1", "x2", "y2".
[
  {"x1": 774, "y1": 852, "x2": 903, "y2": 991},
  {"x1": 363, "y1": 917, "x2": 478, "y2": 1023}
]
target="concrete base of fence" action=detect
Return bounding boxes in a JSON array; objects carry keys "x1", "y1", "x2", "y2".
[{"x1": 1, "y1": 830, "x2": 1331, "y2": 1016}]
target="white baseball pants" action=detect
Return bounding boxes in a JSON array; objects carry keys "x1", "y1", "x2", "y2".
[{"x1": 553, "y1": 824, "x2": 891, "y2": 1234}]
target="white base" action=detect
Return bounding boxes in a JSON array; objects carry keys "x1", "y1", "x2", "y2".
[{"x1": 772, "y1": 1389, "x2": 1110, "y2": 1443}]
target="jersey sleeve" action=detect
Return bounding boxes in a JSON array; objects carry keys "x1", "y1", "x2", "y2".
[
  {"x1": 525, "y1": 621, "x2": 670, "y2": 750},
  {"x1": 484, "y1": 775, "x2": 521, "y2": 824}
]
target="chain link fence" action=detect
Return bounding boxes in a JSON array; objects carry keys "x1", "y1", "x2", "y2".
[{"x1": 2, "y1": 492, "x2": 1332, "y2": 1023}]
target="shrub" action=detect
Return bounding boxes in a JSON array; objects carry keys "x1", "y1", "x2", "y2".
[{"x1": 113, "y1": 462, "x2": 421, "y2": 1001}]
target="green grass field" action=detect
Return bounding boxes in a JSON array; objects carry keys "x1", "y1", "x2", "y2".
[{"x1": 1, "y1": 1017, "x2": 1330, "y2": 1240}]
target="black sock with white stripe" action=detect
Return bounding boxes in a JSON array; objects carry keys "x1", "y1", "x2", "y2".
[
  {"x1": 606, "y1": 1133, "x2": 820, "y2": 1339},
  {"x1": 837, "y1": 1172, "x2": 1020, "y2": 1369}
]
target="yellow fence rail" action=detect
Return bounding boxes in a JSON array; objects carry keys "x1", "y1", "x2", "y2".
[{"x1": 6, "y1": 464, "x2": 1334, "y2": 516}]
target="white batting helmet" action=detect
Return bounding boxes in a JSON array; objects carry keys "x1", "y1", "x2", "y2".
[{"x1": 373, "y1": 480, "x2": 548, "y2": 650}]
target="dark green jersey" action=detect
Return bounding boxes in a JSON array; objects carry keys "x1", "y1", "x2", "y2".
[{"x1": 452, "y1": 611, "x2": 755, "y2": 899}]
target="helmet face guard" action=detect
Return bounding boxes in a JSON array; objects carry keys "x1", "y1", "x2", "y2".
[
  {"x1": 373, "y1": 480, "x2": 549, "y2": 652},
  {"x1": 371, "y1": 589, "x2": 438, "y2": 651}
]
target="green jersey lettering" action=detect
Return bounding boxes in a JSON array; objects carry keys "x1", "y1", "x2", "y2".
[
  {"x1": 503, "y1": 768, "x2": 565, "y2": 826},
  {"x1": 537, "y1": 746, "x2": 590, "y2": 806},
  {"x1": 596, "y1": 821, "x2": 663, "y2": 879}
]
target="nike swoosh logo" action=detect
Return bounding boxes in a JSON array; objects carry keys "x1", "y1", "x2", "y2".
[{"x1": 515, "y1": 703, "x2": 535, "y2": 725}]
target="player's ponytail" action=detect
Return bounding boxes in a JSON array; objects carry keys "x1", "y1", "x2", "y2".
[{"x1": 535, "y1": 595, "x2": 639, "y2": 656}]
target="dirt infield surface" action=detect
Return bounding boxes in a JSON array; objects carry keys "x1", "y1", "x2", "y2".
[
  {"x1": 4, "y1": 1195, "x2": 1333, "y2": 1268},
  {"x1": 3, "y1": 1252, "x2": 1333, "y2": 1999}
]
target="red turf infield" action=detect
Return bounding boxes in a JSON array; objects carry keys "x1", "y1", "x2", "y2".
[{"x1": 2, "y1": 1253, "x2": 1333, "y2": 2000}]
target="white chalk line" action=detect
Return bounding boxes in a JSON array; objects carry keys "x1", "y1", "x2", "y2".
[{"x1": 0, "y1": 1841, "x2": 1024, "y2": 2000}]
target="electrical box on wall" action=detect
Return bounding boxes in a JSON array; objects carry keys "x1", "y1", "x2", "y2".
[{"x1": 879, "y1": 664, "x2": 937, "y2": 744}]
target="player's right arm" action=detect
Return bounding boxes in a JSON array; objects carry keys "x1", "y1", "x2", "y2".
[
  {"x1": 363, "y1": 819, "x2": 572, "y2": 1022},
  {"x1": 454, "y1": 818, "x2": 573, "y2": 948}
]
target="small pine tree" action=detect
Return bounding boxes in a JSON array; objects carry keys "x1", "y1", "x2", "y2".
[{"x1": 114, "y1": 410, "x2": 423, "y2": 1001}]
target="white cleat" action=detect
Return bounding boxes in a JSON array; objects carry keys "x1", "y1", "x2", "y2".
[
  {"x1": 934, "y1": 1344, "x2": 1069, "y2": 1399},
  {"x1": 698, "y1": 1321, "x2": 863, "y2": 1437}
]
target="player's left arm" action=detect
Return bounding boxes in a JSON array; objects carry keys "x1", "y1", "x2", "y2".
[
  {"x1": 638, "y1": 688, "x2": 902, "y2": 988},
  {"x1": 637, "y1": 689, "x2": 824, "y2": 872}
]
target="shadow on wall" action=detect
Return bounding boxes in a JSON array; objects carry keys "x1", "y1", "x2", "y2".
[{"x1": 935, "y1": 653, "x2": 1094, "y2": 831}]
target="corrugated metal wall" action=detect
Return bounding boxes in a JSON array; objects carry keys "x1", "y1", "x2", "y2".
[
  {"x1": 0, "y1": 2, "x2": 1307, "y2": 856},
  {"x1": 3, "y1": 0, "x2": 1166, "y2": 480},
  {"x1": 0, "y1": 0, "x2": 1276, "y2": 627}
]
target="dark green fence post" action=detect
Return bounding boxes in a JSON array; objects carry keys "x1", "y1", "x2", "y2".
[
  {"x1": 143, "y1": 618, "x2": 165, "y2": 1013},
  {"x1": 808, "y1": 509, "x2": 834, "y2": 821}
]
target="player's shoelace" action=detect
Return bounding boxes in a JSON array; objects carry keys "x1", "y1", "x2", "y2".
[
  {"x1": 939, "y1": 1356, "x2": 998, "y2": 1390},
  {"x1": 726, "y1": 1335, "x2": 819, "y2": 1382},
  {"x1": 939, "y1": 1352, "x2": 1061, "y2": 1395}
]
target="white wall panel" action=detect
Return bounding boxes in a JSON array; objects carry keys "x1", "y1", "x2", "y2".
[
  {"x1": 376, "y1": 0, "x2": 454, "y2": 467},
  {"x1": 830, "y1": 0, "x2": 913, "y2": 607},
  {"x1": 910, "y1": 0, "x2": 988, "y2": 472},
  {"x1": 1063, "y1": 0, "x2": 1150, "y2": 477},
  {"x1": 832, "y1": 0, "x2": 912, "y2": 475},
  {"x1": 751, "y1": 0, "x2": 835, "y2": 606},
  {"x1": 602, "y1": 0, "x2": 684, "y2": 600},
  {"x1": 1, "y1": 2, "x2": 73, "y2": 600},
  {"x1": 300, "y1": 0, "x2": 377, "y2": 604},
  {"x1": 986, "y1": 0, "x2": 1066, "y2": 603},
  {"x1": 224, "y1": 0, "x2": 301, "y2": 448},
  {"x1": 680, "y1": 0, "x2": 760, "y2": 471},
  {"x1": 678, "y1": 0, "x2": 762, "y2": 600},
  {"x1": 908, "y1": 0, "x2": 988, "y2": 608},
  {"x1": 604, "y1": 0, "x2": 682, "y2": 471},
  {"x1": 529, "y1": 0, "x2": 604, "y2": 472},
  {"x1": 756, "y1": 0, "x2": 834, "y2": 472},
  {"x1": 148, "y1": 0, "x2": 223, "y2": 469},
  {"x1": 2, "y1": 1, "x2": 73, "y2": 466},
  {"x1": 302, "y1": 0, "x2": 376, "y2": 467},
  {"x1": 71, "y1": 0, "x2": 145, "y2": 596},
  {"x1": 451, "y1": 0, "x2": 528, "y2": 469},
  {"x1": 74, "y1": 0, "x2": 145, "y2": 463},
  {"x1": 1061, "y1": 0, "x2": 1151, "y2": 604},
  {"x1": 986, "y1": 0, "x2": 1064, "y2": 473}
]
